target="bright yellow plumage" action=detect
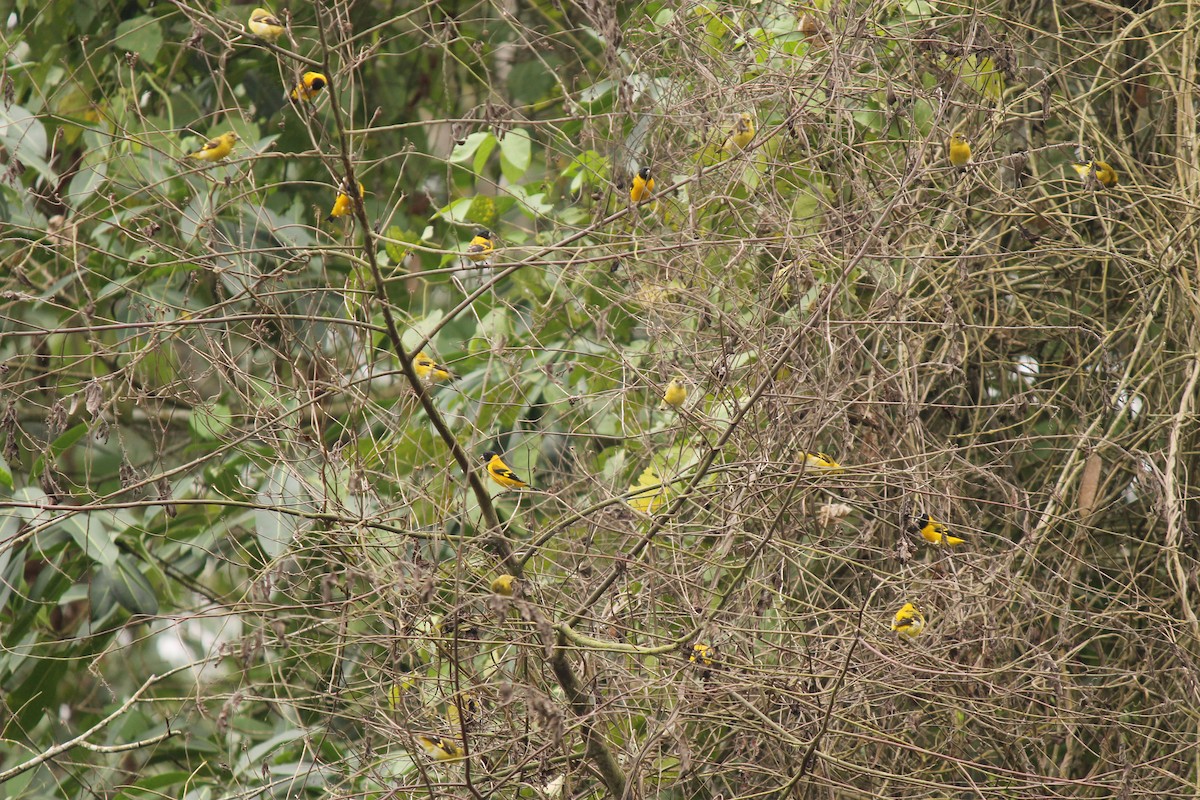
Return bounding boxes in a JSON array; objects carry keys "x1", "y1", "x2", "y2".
[
  {"x1": 801, "y1": 451, "x2": 843, "y2": 474},
  {"x1": 248, "y1": 7, "x2": 285, "y2": 42},
  {"x1": 465, "y1": 229, "x2": 495, "y2": 264},
  {"x1": 723, "y1": 112, "x2": 755, "y2": 153},
  {"x1": 659, "y1": 378, "x2": 687, "y2": 410},
  {"x1": 892, "y1": 603, "x2": 926, "y2": 639},
  {"x1": 1072, "y1": 160, "x2": 1118, "y2": 189},
  {"x1": 912, "y1": 513, "x2": 964, "y2": 546},
  {"x1": 289, "y1": 71, "x2": 327, "y2": 102},
  {"x1": 326, "y1": 181, "x2": 364, "y2": 222},
  {"x1": 188, "y1": 132, "x2": 238, "y2": 162},
  {"x1": 630, "y1": 166, "x2": 655, "y2": 205},
  {"x1": 948, "y1": 133, "x2": 972, "y2": 168},
  {"x1": 482, "y1": 451, "x2": 529, "y2": 490},
  {"x1": 490, "y1": 574, "x2": 516, "y2": 596},
  {"x1": 416, "y1": 735, "x2": 463, "y2": 761},
  {"x1": 413, "y1": 352, "x2": 454, "y2": 382}
]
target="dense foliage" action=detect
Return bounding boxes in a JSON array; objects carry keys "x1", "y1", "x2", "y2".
[{"x1": 3, "y1": 0, "x2": 1200, "y2": 797}]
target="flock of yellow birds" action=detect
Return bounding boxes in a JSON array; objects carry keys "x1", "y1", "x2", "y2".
[{"x1": 186, "y1": 8, "x2": 1094, "y2": 761}]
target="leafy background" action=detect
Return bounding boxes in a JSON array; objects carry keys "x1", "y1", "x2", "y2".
[{"x1": 2, "y1": 0, "x2": 1199, "y2": 797}]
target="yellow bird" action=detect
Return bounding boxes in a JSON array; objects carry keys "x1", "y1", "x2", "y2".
[
  {"x1": 659, "y1": 378, "x2": 687, "y2": 410},
  {"x1": 288, "y1": 71, "x2": 328, "y2": 102},
  {"x1": 413, "y1": 352, "x2": 454, "y2": 382},
  {"x1": 1072, "y1": 160, "x2": 1118, "y2": 189},
  {"x1": 187, "y1": 131, "x2": 238, "y2": 162},
  {"x1": 948, "y1": 133, "x2": 972, "y2": 168},
  {"x1": 801, "y1": 452, "x2": 844, "y2": 474},
  {"x1": 482, "y1": 451, "x2": 529, "y2": 490},
  {"x1": 891, "y1": 603, "x2": 926, "y2": 639},
  {"x1": 416, "y1": 735, "x2": 463, "y2": 761},
  {"x1": 630, "y1": 166, "x2": 655, "y2": 205},
  {"x1": 248, "y1": 7, "x2": 285, "y2": 42},
  {"x1": 911, "y1": 513, "x2": 964, "y2": 546},
  {"x1": 723, "y1": 112, "x2": 755, "y2": 153},
  {"x1": 689, "y1": 642, "x2": 715, "y2": 668},
  {"x1": 326, "y1": 181, "x2": 364, "y2": 222},
  {"x1": 465, "y1": 229, "x2": 495, "y2": 264},
  {"x1": 490, "y1": 574, "x2": 516, "y2": 596}
]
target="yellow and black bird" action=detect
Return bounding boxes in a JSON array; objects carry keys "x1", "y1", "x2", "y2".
[
  {"x1": 1072, "y1": 159, "x2": 1118, "y2": 189},
  {"x1": 288, "y1": 71, "x2": 327, "y2": 102},
  {"x1": 723, "y1": 112, "x2": 755, "y2": 154},
  {"x1": 416, "y1": 735, "x2": 463, "y2": 761},
  {"x1": 948, "y1": 133, "x2": 972, "y2": 168},
  {"x1": 326, "y1": 181, "x2": 364, "y2": 222},
  {"x1": 891, "y1": 603, "x2": 926, "y2": 639},
  {"x1": 465, "y1": 229, "x2": 495, "y2": 264},
  {"x1": 248, "y1": 7, "x2": 285, "y2": 42},
  {"x1": 630, "y1": 166, "x2": 655, "y2": 205},
  {"x1": 911, "y1": 512, "x2": 964, "y2": 546},
  {"x1": 801, "y1": 451, "x2": 844, "y2": 474},
  {"x1": 413, "y1": 352, "x2": 454, "y2": 383},
  {"x1": 188, "y1": 132, "x2": 238, "y2": 162},
  {"x1": 482, "y1": 451, "x2": 529, "y2": 490}
]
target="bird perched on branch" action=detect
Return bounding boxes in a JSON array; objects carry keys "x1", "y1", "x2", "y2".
[
  {"x1": 659, "y1": 378, "x2": 687, "y2": 410},
  {"x1": 630, "y1": 166, "x2": 655, "y2": 205},
  {"x1": 801, "y1": 451, "x2": 843, "y2": 474},
  {"x1": 482, "y1": 451, "x2": 529, "y2": 490},
  {"x1": 288, "y1": 71, "x2": 327, "y2": 102},
  {"x1": 891, "y1": 603, "x2": 926, "y2": 639},
  {"x1": 948, "y1": 133, "x2": 972, "y2": 168},
  {"x1": 326, "y1": 181, "x2": 364, "y2": 222},
  {"x1": 248, "y1": 7, "x2": 285, "y2": 41},
  {"x1": 490, "y1": 574, "x2": 516, "y2": 596},
  {"x1": 188, "y1": 132, "x2": 238, "y2": 162},
  {"x1": 416, "y1": 735, "x2": 463, "y2": 761},
  {"x1": 911, "y1": 513, "x2": 964, "y2": 546},
  {"x1": 723, "y1": 112, "x2": 755, "y2": 154},
  {"x1": 413, "y1": 352, "x2": 454, "y2": 383},
  {"x1": 1072, "y1": 159, "x2": 1118, "y2": 189},
  {"x1": 465, "y1": 229, "x2": 495, "y2": 264}
]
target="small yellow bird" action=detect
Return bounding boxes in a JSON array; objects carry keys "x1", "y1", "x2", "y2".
[
  {"x1": 188, "y1": 131, "x2": 238, "y2": 162},
  {"x1": 326, "y1": 181, "x2": 365, "y2": 222},
  {"x1": 911, "y1": 513, "x2": 965, "y2": 546},
  {"x1": 416, "y1": 735, "x2": 463, "y2": 761},
  {"x1": 801, "y1": 452, "x2": 844, "y2": 474},
  {"x1": 465, "y1": 229, "x2": 495, "y2": 264},
  {"x1": 1072, "y1": 160, "x2": 1118, "y2": 189},
  {"x1": 659, "y1": 378, "x2": 687, "y2": 410},
  {"x1": 482, "y1": 451, "x2": 529, "y2": 490},
  {"x1": 248, "y1": 7, "x2": 285, "y2": 42},
  {"x1": 630, "y1": 166, "x2": 655, "y2": 205},
  {"x1": 948, "y1": 133, "x2": 972, "y2": 168},
  {"x1": 891, "y1": 603, "x2": 926, "y2": 639},
  {"x1": 723, "y1": 112, "x2": 755, "y2": 153},
  {"x1": 288, "y1": 71, "x2": 328, "y2": 102},
  {"x1": 689, "y1": 642, "x2": 715, "y2": 668},
  {"x1": 413, "y1": 352, "x2": 454, "y2": 382},
  {"x1": 490, "y1": 574, "x2": 516, "y2": 596}
]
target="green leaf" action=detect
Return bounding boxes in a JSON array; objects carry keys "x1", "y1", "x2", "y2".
[
  {"x1": 29, "y1": 423, "x2": 88, "y2": 478},
  {"x1": 109, "y1": 557, "x2": 159, "y2": 616},
  {"x1": 499, "y1": 128, "x2": 532, "y2": 183},
  {"x1": 254, "y1": 465, "x2": 309, "y2": 559},
  {"x1": 0, "y1": 453, "x2": 12, "y2": 491},
  {"x1": 449, "y1": 131, "x2": 496, "y2": 164},
  {"x1": 113, "y1": 16, "x2": 164, "y2": 62},
  {"x1": 58, "y1": 513, "x2": 119, "y2": 568},
  {"x1": 191, "y1": 402, "x2": 233, "y2": 440},
  {"x1": 0, "y1": 104, "x2": 56, "y2": 183}
]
